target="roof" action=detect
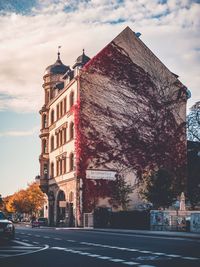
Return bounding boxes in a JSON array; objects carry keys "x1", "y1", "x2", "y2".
[
  {"x1": 44, "y1": 52, "x2": 70, "y2": 75},
  {"x1": 82, "y1": 26, "x2": 182, "y2": 89},
  {"x1": 73, "y1": 49, "x2": 90, "y2": 69}
]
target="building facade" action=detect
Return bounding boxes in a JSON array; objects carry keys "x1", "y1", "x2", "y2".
[{"x1": 39, "y1": 27, "x2": 189, "y2": 226}]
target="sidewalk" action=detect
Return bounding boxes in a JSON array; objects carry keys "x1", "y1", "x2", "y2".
[
  {"x1": 84, "y1": 228, "x2": 200, "y2": 240},
  {"x1": 16, "y1": 223, "x2": 200, "y2": 240}
]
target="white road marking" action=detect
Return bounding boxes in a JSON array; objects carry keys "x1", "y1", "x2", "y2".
[
  {"x1": 13, "y1": 240, "x2": 33, "y2": 247},
  {"x1": 54, "y1": 237, "x2": 62, "y2": 240},
  {"x1": 67, "y1": 239, "x2": 76, "y2": 242},
  {"x1": 98, "y1": 256, "x2": 112, "y2": 260},
  {"x1": 78, "y1": 252, "x2": 91, "y2": 255},
  {"x1": 0, "y1": 244, "x2": 49, "y2": 259},
  {"x1": 44, "y1": 236, "x2": 50, "y2": 238},
  {"x1": 51, "y1": 247, "x2": 140, "y2": 266},
  {"x1": 109, "y1": 259, "x2": 124, "y2": 262},
  {"x1": 35, "y1": 235, "x2": 41, "y2": 237},
  {"x1": 167, "y1": 254, "x2": 182, "y2": 258},
  {"x1": 182, "y1": 256, "x2": 199, "y2": 260},
  {"x1": 33, "y1": 242, "x2": 40, "y2": 244},
  {"x1": 77, "y1": 240, "x2": 200, "y2": 262},
  {"x1": 123, "y1": 262, "x2": 139, "y2": 265},
  {"x1": 87, "y1": 254, "x2": 100, "y2": 257}
]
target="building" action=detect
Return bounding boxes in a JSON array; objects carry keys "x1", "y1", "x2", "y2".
[{"x1": 39, "y1": 27, "x2": 189, "y2": 226}]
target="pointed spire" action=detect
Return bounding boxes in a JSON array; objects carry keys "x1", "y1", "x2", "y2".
[{"x1": 83, "y1": 48, "x2": 85, "y2": 55}]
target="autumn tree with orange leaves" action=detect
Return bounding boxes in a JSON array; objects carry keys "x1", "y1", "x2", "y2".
[{"x1": 4, "y1": 183, "x2": 45, "y2": 215}]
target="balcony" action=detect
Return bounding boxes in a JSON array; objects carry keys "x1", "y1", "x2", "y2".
[{"x1": 39, "y1": 128, "x2": 49, "y2": 138}]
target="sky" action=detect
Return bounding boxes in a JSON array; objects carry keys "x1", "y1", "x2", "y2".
[{"x1": 0, "y1": 0, "x2": 200, "y2": 197}]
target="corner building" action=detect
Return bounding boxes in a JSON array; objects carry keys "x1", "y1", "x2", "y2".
[{"x1": 39, "y1": 27, "x2": 189, "y2": 226}]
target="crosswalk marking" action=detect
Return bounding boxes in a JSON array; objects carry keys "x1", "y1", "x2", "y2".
[
  {"x1": 13, "y1": 240, "x2": 33, "y2": 247},
  {"x1": 0, "y1": 242, "x2": 49, "y2": 259}
]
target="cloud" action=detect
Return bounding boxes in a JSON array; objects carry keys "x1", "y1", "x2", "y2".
[
  {"x1": 0, "y1": 126, "x2": 39, "y2": 137},
  {"x1": 0, "y1": 0, "x2": 199, "y2": 112}
]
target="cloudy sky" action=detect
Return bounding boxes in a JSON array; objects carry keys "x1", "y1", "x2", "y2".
[{"x1": 0, "y1": 0, "x2": 200, "y2": 197}]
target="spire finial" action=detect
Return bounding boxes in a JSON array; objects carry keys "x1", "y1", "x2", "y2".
[
  {"x1": 83, "y1": 48, "x2": 85, "y2": 55},
  {"x1": 58, "y1": 46, "x2": 61, "y2": 59}
]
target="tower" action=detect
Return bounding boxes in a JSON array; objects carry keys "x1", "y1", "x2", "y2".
[{"x1": 39, "y1": 51, "x2": 70, "y2": 194}]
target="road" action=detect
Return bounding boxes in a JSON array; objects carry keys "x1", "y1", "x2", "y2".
[{"x1": 0, "y1": 225, "x2": 199, "y2": 267}]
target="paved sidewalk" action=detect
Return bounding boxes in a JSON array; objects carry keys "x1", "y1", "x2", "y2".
[
  {"x1": 84, "y1": 228, "x2": 200, "y2": 240},
  {"x1": 16, "y1": 223, "x2": 200, "y2": 240}
]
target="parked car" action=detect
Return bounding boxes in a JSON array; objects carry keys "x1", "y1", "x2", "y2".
[
  {"x1": 38, "y1": 217, "x2": 48, "y2": 226},
  {"x1": 31, "y1": 220, "x2": 40, "y2": 228},
  {"x1": 0, "y1": 211, "x2": 15, "y2": 240}
]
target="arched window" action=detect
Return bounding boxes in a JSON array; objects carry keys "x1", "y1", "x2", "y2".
[
  {"x1": 51, "y1": 135, "x2": 54, "y2": 151},
  {"x1": 42, "y1": 114, "x2": 47, "y2": 128},
  {"x1": 51, "y1": 110, "x2": 55, "y2": 124},
  {"x1": 69, "y1": 153, "x2": 74, "y2": 172},
  {"x1": 51, "y1": 162, "x2": 54, "y2": 178},
  {"x1": 43, "y1": 139, "x2": 47, "y2": 154},
  {"x1": 69, "y1": 91, "x2": 74, "y2": 108},
  {"x1": 69, "y1": 122, "x2": 74, "y2": 140}
]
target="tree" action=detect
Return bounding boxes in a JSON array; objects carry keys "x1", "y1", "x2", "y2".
[
  {"x1": 139, "y1": 169, "x2": 177, "y2": 209},
  {"x1": 187, "y1": 141, "x2": 200, "y2": 209},
  {"x1": 26, "y1": 182, "x2": 46, "y2": 214},
  {"x1": 109, "y1": 172, "x2": 134, "y2": 211},
  {"x1": 5, "y1": 183, "x2": 46, "y2": 215},
  {"x1": 187, "y1": 101, "x2": 200, "y2": 142}
]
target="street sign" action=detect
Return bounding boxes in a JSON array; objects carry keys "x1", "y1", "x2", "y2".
[
  {"x1": 86, "y1": 170, "x2": 116, "y2": 180},
  {"x1": 59, "y1": 201, "x2": 66, "y2": 208}
]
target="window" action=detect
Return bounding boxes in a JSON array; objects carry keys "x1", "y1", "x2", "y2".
[
  {"x1": 56, "y1": 160, "x2": 59, "y2": 176},
  {"x1": 59, "y1": 159, "x2": 62, "y2": 175},
  {"x1": 69, "y1": 122, "x2": 74, "y2": 140},
  {"x1": 50, "y1": 162, "x2": 54, "y2": 178},
  {"x1": 69, "y1": 153, "x2": 74, "y2": 172},
  {"x1": 42, "y1": 114, "x2": 47, "y2": 128},
  {"x1": 44, "y1": 163, "x2": 48, "y2": 179},
  {"x1": 60, "y1": 101, "x2": 63, "y2": 117},
  {"x1": 56, "y1": 133, "x2": 59, "y2": 148},
  {"x1": 51, "y1": 110, "x2": 55, "y2": 124},
  {"x1": 56, "y1": 104, "x2": 59, "y2": 120},
  {"x1": 43, "y1": 139, "x2": 47, "y2": 154},
  {"x1": 69, "y1": 91, "x2": 74, "y2": 108},
  {"x1": 64, "y1": 97, "x2": 67, "y2": 113},
  {"x1": 51, "y1": 136, "x2": 54, "y2": 151},
  {"x1": 63, "y1": 128, "x2": 66, "y2": 143},
  {"x1": 59, "y1": 130, "x2": 62, "y2": 145},
  {"x1": 63, "y1": 157, "x2": 66, "y2": 173}
]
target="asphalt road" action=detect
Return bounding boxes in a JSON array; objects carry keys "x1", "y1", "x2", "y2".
[{"x1": 0, "y1": 225, "x2": 199, "y2": 267}]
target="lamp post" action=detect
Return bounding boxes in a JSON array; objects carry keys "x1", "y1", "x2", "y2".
[{"x1": 174, "y1": 200, "x2": 180, "y2": 231}]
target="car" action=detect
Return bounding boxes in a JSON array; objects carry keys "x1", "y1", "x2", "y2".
[
  {"x1": 31, "y1": 220, "x2": 40, "y2": 228},
  {"x1": 0, "y1": 211, "x2": 15, "y2": 240},
  {"x1": 37, "y1": 217, "x2": 48, "y2": 226}
]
